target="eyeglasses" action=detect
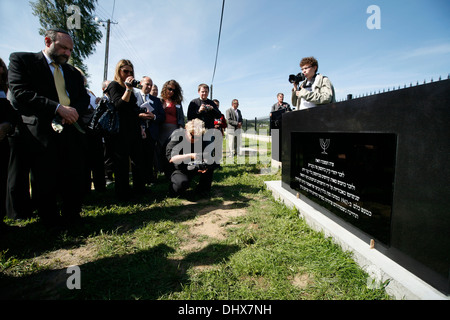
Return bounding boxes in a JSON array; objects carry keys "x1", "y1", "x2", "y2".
[{"x1": 167, "y1": 88, "x2": 175, "y2": 92}]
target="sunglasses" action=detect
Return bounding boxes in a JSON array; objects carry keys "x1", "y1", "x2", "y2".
[{"x1": 121, "y1": 69, "x2": 133, "y2": 74}]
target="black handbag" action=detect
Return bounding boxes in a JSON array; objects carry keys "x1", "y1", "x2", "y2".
[{"x1": 88, "y1": 97, "x2": 120, "y2": 136}]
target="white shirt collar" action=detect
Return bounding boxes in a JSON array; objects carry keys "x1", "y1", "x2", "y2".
[
  {"x1": 42, "y1": 50, "x2": 53, "y2": 65},
  {"x1": 42, "y1": 50, "x2": 62, "y2": 74}
]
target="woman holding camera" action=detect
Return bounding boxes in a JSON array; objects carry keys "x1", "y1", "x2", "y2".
[
  {"x1": 166, "y1": 119, "x2": 216, "y2": 197},
  {"x1": 105, "y1": 59, "x2": 145, "y2": 198}
]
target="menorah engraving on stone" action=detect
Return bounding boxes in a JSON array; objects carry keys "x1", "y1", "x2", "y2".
[{"x1": 320, "y1": 138, "x2": 330, "y2": 154}]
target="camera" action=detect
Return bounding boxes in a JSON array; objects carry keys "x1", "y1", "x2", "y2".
[
  {"x1": 288, "y1": 73, "x2": 305, "y2": 84},
  {"x1": 187, "y1": 160, "x2": 208, "y2": 171},
  {"x1": 139, "y1": 106, "x2": 150, "y2": 113},
  {"x1": 125, "y1": 79, "x2": 143, "y2": 89},
  {"x1": 201, "y1": 104, "x2": 213, "y2": 112}
]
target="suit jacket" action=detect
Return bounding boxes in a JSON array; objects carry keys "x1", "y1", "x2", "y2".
[
  {"x1": 134, "y1": 90, "x2": 166, "y2": 141},
  {"x1": 7, "y1": 51, "x2": 89, "y2": 147},
  {"x1": 226, "y1": 107, "x2": 243, "y2": 130}
]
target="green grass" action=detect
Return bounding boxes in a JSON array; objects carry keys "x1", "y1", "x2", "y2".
[{"x1": 0, "y1": 141, "x2": 392, "y2": 300}]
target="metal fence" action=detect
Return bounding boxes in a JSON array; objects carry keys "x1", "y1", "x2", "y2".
[{"x1": 242, "y1": 116, "x2": 270, "y2": 134}]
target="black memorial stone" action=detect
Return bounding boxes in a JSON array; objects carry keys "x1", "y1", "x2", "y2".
[
  {"x1": 290, "y1": 132, "x2": 396, "y2": 245},
  {"x1": 281, "y1": 79, "x2": 450, "y2": 295}
]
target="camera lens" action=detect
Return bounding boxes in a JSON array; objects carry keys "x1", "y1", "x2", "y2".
[{"x1": 126, "y1": 79, "x2": 143, "y2": 89}]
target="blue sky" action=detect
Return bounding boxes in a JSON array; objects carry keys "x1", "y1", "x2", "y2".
[{"x1": 1, "y1": 0, "x2": 449, "y2": 119}]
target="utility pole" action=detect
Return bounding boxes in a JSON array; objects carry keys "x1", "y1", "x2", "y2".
[
  {"x1": 103, "y1": 19, "x2": 111, "y2": 82},
  {"x1": 95, "y1": 17, "x2": 117, "y2": 82}
]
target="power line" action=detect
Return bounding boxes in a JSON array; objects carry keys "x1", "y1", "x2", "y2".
[
  {"x1": 95, "y1": 3, "x2": 150, "y2": 78},
  {"x1": 210, "y1": 0, "x2": 225, "y2": 98},
  {"x1": 111, "y1": 0, "x2": 116, "y2": 20},
  {"x1": 94, "y1": 4, "x2": 117, "y2": 82}
]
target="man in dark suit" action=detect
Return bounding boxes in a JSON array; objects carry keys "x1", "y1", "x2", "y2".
[
  {"x1": 134, "y1": 76, "x2": 165, "y2": 184},
  {"x1": 225, "y1": 99, "x2": 243, "y2": 157},
  {"x1": 7, "y1": 28, "x2": 89, "y2": 228}
]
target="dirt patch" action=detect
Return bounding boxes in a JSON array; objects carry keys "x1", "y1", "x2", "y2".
[
  {"x1": 180, "y1": 204, "x2": 247, "y2": 252},
  {"x1": 33, "y1": 243, "x2": 97, "y2": 269},
  {"x1": 290, "y1": 273, "x2": 313, "y2": 290},
  {"x1": 1, "y1": 244, "x2": 98, "y2": 300},
  {"x1": 240, "y1": 275, "x2": 270, "y2": 290}
]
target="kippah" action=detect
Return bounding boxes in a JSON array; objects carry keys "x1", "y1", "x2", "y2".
[{"x1": 46, "y1": 27, "x2": 69, "y2": 35}]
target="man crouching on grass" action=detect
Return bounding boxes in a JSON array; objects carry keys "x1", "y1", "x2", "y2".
[{"x1": 166, "y1": 119, "x2": 221, "y2": 198}]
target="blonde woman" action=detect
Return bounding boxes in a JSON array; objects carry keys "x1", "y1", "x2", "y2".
[
  {"x1": 166, "y1": 119, "x2": 216, "y2": 197},
  {"x1": 104, "y1": 59, "x2": 145, "y2": 198}
]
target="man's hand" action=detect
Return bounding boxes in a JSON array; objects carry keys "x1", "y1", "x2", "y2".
[
  {"x1": 139, "y1": 111, "x2": 155, "y2": 120},
  {"x1": 57, "y1": 105, "x2": 79, "y2": 125}
]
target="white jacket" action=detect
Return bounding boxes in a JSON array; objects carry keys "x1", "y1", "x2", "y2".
[{"x1": 291, "y1": 74, "x2": 335, "y2": 110}]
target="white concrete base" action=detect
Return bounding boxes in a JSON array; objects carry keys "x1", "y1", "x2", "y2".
[
  {"x1": 265, "y1": 180, "x2": 449, "y2": 300},
  {"x1": 271, "y1": 159, "x2": 281, "y2": 169}
]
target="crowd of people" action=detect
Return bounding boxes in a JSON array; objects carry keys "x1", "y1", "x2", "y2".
[
  {"x1": 0, "y1": 28, "x2": 335, "y2": 235},
  {"x1": 0, "y1": 28, "x2": 248, "y2": 234}
]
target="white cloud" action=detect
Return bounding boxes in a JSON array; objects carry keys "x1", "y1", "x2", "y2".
[{"x1": 400, "y1": 43, "x2": 450, "y2": 59}]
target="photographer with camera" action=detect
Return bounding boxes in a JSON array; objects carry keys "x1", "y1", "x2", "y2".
[
  {"x1": 270, "y1": 93, "x2": 291, "y2": 128},
  {"x1": 166, "y1": 119, "x2": 218, "y2": 197},
  {"x1": 270, "y1": 93, "x2": 291, "y2": 115},
  {"x1": 291, "y1": 56, "x2": 335, "y2": 110},
  {"x1": 187, "y1": 84, "x2": 221, "y2": 129},
  {"x1": 104, "y1": 59, "x2": 146, "y2": 199}
]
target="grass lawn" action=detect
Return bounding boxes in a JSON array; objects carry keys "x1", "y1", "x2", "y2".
[{"x1": 0, "y1": 137, "x2": 392, "y2": 300}]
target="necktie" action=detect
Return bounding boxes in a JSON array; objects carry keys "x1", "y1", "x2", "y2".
[{"x1": 51, "y1": 62, "x2": 71, "y2": 106}]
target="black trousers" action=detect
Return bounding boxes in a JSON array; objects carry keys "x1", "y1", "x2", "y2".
[
  {"x1": 110, "y1": 131, "x2": 145, "y2": 196},
  {"x1": 6, "y1": 133, "x2": 33, "y2": 220},
  {"x1": 170, "y1": 168, "x2": 214, "y2": 195},
  {"x1": 8, "y1": 124, "x2": 86, "y2": 223},
  {"x1": 0, "y1": 140, "x2": 9, "y2": 221},
  {"x1": 85, "y1": 130, "x2": 106, "y2": 192},
  {"x1": 104, "y1": 136, "x2": 114, "y2": 180},
  {"x1": 140, "y1": 134, "x2": 156, "y2": 184}
]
